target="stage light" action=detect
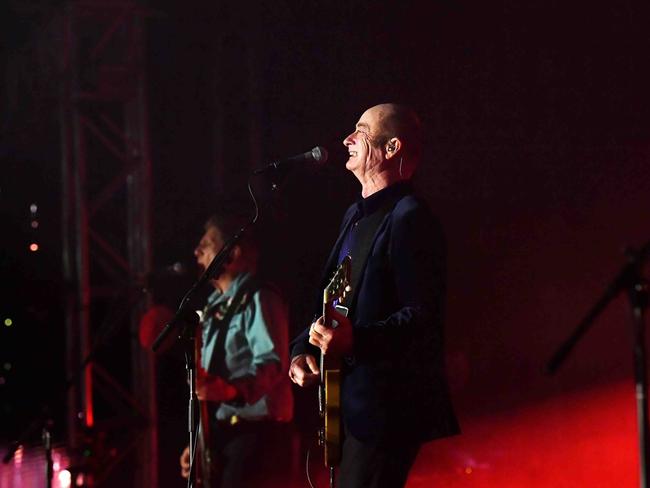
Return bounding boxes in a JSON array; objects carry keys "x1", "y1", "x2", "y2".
[
  {"x1": 4, "y1": 362, "x2": 11, "y2": 370},
  {"x1": 14, "y1": 446, "x2": 23, "y2": 466},
  {"x1": 4, "y1": 318, "x2": 12, "y2": 327},
  {"x1": 30, "y1": 203, "x2": 38, "y2": 214},
  {"x1": 29, "y1": 243, "x2": 39, "y2": 252},
  {"x1": 58, "y1": 469, "x2": 72, "y2": 488},
  {"x1": 31, "y1": 220, "x2": 39, "y2": 229}
]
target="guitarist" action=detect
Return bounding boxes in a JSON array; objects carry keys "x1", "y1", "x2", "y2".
[
  {"x1": 289, "y1": 104, "x2": 460, "y2": 488},
  {"x1": 180, "y1": 212, "x2": 293, "y2": 487}
]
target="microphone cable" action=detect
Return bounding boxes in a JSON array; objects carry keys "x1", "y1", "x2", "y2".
[{"x1": 306, "y1": 446, "x2": 318, "y2": 488}]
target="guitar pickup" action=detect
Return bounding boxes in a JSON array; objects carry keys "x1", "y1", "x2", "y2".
[
  {"x1": 330, "y1": 305, "x2": 349, "y2": 329},
  {"x1": 335, "y1": 305, "x2": 349, "y2": 316}
]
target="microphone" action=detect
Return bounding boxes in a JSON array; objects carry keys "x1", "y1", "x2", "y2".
[
  {"x1": 150, "y1": 262, "x2": 187, "y2": 277},
  {"x1": 141, "y1": 262, "x2": 188, "y2": 290},
  {"x1": 164, "y1": 262, "x2": 187, "y2": 275},
  {"x1": 253, "y1": 146, "x2": 328, "y2": 175}
]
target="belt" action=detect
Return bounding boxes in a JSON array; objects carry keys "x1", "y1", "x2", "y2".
[{"x1": 216, "y1": 415, "x2": 282, "y2": 427}]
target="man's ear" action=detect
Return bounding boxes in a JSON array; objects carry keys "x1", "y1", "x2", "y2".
[
  {"x1": 230, "y1": 244, "x2": 242, "y2": 263},
  {"x1": 223, "y1": 244, "x2": 242, "y2": 269},
  {"x1": 385, "y1": 138, "x2": 402, "y2": 159}
]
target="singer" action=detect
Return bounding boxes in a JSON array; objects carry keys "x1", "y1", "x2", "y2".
[
  {"x1": 179, "y1": 212, "x2": 293, "y2": 487},
  {"x1": 289, "y1": 103, "x2": 460, "y2": 487}
]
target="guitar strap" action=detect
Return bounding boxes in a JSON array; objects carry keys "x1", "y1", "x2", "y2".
[{"x1": 204, "y1": 276, "x2": 259, "y2": 378}]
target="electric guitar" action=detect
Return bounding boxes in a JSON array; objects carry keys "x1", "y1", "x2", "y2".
[{"x1": 318, "y1": 255, "x2": 352, "y2": 468}]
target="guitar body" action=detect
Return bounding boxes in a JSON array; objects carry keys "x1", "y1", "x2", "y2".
[
  {"x1": 319, "y1": 256, "x2": 352, "y2": 469},
  {"x1": 196, "y1": 399, "x2": 213, "y2": 487},
  {"x1": 323, "y1": 353, "x2": 341, "y2": 466}
]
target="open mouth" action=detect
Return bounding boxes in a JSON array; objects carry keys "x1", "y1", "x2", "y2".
[{"x1": 348, "y1": 151, "x2": 357, "y2": 157}]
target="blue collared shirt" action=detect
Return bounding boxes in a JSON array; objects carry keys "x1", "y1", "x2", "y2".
[{"x1": 201, "y1": 272, "x2": 293, "y2": 422}]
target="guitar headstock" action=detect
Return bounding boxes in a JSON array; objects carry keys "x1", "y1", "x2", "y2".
[{"x1": 323, "y1": 255, "x2": 352, "y2": 306}]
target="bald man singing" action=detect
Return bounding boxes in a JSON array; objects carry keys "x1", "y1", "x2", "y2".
[{"x1": 289, "y1": 104, "x2": 459, "y2": 487}]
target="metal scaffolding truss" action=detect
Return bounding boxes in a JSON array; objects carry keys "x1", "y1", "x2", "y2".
[{"x1": 59, "y1": 1, "x2": 156, "y2": 486}]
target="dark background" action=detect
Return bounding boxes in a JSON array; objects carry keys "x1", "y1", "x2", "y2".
[{"x1": 2, "y1": 1, "x2": 649, "y2": 486}]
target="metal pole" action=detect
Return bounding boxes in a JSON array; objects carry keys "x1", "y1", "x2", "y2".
[
  {"x1": 58, "y1": 3, "x2": 160, "y2": 485},
  {"x1": 72, "y1": 78, "x2": 94, "y2": 431},
  {"x1": 126, "y1": 11, "x2": 156, "y2": 488},
  {"x1": 60, "y1": 2, "x2": 85, "y2": 448},
  {"x1": 631, "y1": 282, "x2": 649, "y2": 488}
]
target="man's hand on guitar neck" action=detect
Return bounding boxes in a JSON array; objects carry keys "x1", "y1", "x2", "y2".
[
  {"x1": 309, "y1": 310, "x2": 353, "y2": 358},
  {"x1": 290, "y1": 310, "x2": 353, "y2": 388}
]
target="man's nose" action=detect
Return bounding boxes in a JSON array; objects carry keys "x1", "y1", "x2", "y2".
[{"x1": 343, "y1": 132, "x2": 354, "y2": 146}]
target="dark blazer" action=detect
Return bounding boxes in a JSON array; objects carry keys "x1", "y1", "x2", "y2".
[{"x1": 292, "y1": 182, "x2": 459, "y2": 443}]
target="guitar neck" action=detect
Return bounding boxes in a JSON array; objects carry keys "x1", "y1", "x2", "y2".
[
  {"x1": 322, "y1": 301, "x2": 332, "y2": 327},
  {"x1": 320, "y1": 301, "x2": 341, "y2": 375}
]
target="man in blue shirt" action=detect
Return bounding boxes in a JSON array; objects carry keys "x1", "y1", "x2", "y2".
[
  {"x1": 289, "y1": 104, "x2": 459, "y2": 487},
  {"x1": 180, "y1": 213, "x2": 293, "y2": 487}
]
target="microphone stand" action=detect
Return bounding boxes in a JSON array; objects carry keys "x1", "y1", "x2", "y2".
[
  {"x1": 180, "y1": 310, "x2": 201, "y2": 488},
  {"x1": 152, "y1": 153, "x2": 313, "y2": 487},
  {"x1": 546, "y1": 240, "x2": 650, "y2": 488},
  {"x1": 5, "y1": 414, "x2": 56, "y2": 488},
  {"x1": 152, "y1": 220, "x2": 255, "y2": 488},
  {"x1": 2, "y1": 408, "x2": 53, "y2": 462},
  {"x1": 2, "y1": 280, "x2": 150, "y2": 484},
  {"x1": 2, "y1": 218, "x2": 254, "y2": 488},
  {"x1": 43, "y1": 422, "x2": 54, "y2": 488}
]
